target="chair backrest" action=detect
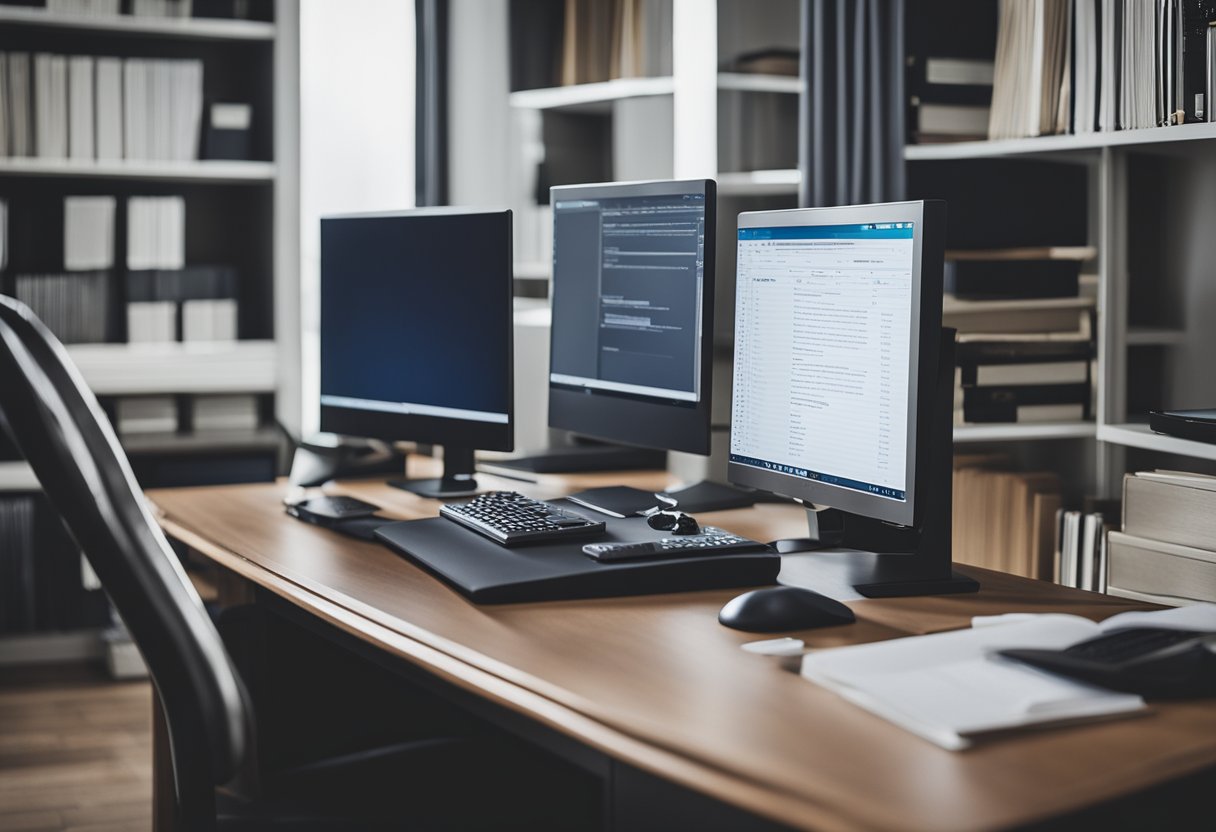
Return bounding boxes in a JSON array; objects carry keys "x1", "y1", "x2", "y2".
[{"x1": 0, "y1": 295, "x2": 249, "y2": 821}]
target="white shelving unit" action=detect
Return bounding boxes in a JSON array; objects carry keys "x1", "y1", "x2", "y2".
[{"x1": 0, "y1": 5, "x2": 276, "y2": 39}]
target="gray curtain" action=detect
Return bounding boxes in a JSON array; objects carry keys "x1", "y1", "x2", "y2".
[
  {"x1": 415, "y1": 0, "x2": 448, "y2": 206},
  {"x1": 799, "y1": 0, "x2": 906, "y2": 208}
]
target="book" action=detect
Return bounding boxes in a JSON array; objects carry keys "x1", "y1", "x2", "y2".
[
  {"x1": 916, "y1": 102, "x2": 991, "y2": 138},
  {"x1": 8, "y1": 53, "x2": 32, "y2": 157},
  {"x1": 127, "y1": 300, "x2": 177, "y2": 343},
  {"x1": 193, "y1": 394, "x2": 260, "y2": 432},
  {"x1": 34, "y1": 53, "x2": 68, "y2": 159},
  {"x1": 1107, "y1": 530, "x2": 1216, "y2": 605},
  {"x1": 127, "y1": 196, "x2": 186, "y2": 270},
  {"x1": 801, "y1": 613, "x2": 1152, "y2": 750},
  {"x1": 94, "y1": 57, "x2": 122, "y2": 160},
  {"x1": 116, "y1": 396, "x2": 178, "y2": 435},
  {"x1": 1123, "y1": 470, "x2": 1216, "y2": 551},
  {"x1": 14, "y1": 271, "x2": 112, "y2": 343},
  {"x1": 67, "y1": 55, "x2": 93, "y2": 160}
]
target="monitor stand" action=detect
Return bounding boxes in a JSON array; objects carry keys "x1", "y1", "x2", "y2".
[
  {"x1": 771, "y1": 328, "x2": 979, "y2": 598},
  {"x1": 388, "y1": 446, "x2": 480, "y2": 499}
]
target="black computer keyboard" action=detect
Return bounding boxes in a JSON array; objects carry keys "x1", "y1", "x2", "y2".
[
  {"x1": 439, "y1": 491, "x2": 605, "y2": 546},
  {"x1": 1062, "y1": 627, "x2": 1206, "y2": 663},
  {"x1": 582, "y1": 527, "x2": 769, "y2": 562}
]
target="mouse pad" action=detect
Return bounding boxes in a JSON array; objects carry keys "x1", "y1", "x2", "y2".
[{"x1": 375, "y1": 510, "x2": 780, "y2": 604}]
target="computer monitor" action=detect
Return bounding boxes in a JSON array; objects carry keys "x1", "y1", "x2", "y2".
[
  {"x1": 728, "y1": 200, "x2": 977, "y2": 597},
  {"x1": 548, "y1": 179, "x2": 716, "y2": 456},
  {"x1": 318, "y1": 208, "x2": 513, "y2": 498}
]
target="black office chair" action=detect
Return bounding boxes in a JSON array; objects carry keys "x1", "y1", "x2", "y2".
[{"x1": 0, "y1": 296, "x2": 595, "y2": 831}]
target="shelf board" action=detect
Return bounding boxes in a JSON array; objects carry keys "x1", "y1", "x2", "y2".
[
  {"x1": 0, "y1": 158, "x2": 276, "y2": 182},
  {"x1": 953, "y1": 422, "x2": 1097, "y2": 443},
  {"x1": 717, "y1": 169, "x2": 801, "y2": 196},
  {"x1": 509, "y1": 77, "x2": 675, "y2": 112},
  {"x1": 67, "y1": 340, "x2": 278, "y2": 395},
  {"x1": 717, "y1": 73, "x2": 801, "y2": 94},
  {"x1": 905, "y1": 121, "x2": 1216, "y2": 161},
  {"x1": 121, "y1": 427, "x2": 283, "y2": 456},
  {"x1": 0, "y1": 6, "x2": 276, "y2": 40},
  {"x1": 1126, "y1": 327, "x2": 1188, "y2": 347},
  {"x1": 0, "y1": 461, "x2": 39, "y2": 492},
  {"x1": 513, "y1": 261, "x2": 551, "y2": 280},
  {"x1": 1098, "y1": 423, "x2": 1216, "y2": 461}
]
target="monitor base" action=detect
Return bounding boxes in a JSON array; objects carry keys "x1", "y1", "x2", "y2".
[
  {"x1": 388, "y1": 445, "x2": 479, "y2": 499},
  {"x1": 780, "y1": 550, "x2": 979, "y2": 598},
  {"x1": 389, "y1": 477, "x2": 480, "y2": 499}
]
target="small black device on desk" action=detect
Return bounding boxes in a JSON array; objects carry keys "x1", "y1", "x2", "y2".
[
  {"x1": 583, "y1": 527, "x2": 768, "y2": 562},
  {"x1": 1000, "y1": 627, "x2": 1216, "y2": 699},
  {"x1": 439, "y1": 490, "x2": 605, "y2": 546},
  {"x1": 285, "y1": 495, "x2": 388, "y2": 541}
]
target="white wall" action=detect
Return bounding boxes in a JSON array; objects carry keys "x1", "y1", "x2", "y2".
[{"x1": 298, "y1": 0, "x2": 416, "y2": 435}]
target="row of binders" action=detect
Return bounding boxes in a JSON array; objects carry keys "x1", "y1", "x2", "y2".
[
  {"x1": 0, "y1": 51, "x2": 203, "y2": 161},
  {"x1": 990, "y1": 0, "x2": 1216, "y2": 140},
  {"x1": 914, "y1": 1, "x2": 1216, "y2": 142},
  {"x1": 952, "y1": 456, "x2": 1063, "y2": 579},
  {"x1": 127, "y1": 266, "x2": 238, "y2": 343}
]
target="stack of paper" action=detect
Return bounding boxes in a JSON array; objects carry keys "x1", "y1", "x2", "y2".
[
  {"x1": 63, "y1": 196, "x2": 116, "y2": 271},
  {"x1": 127, "y1": 196, "x2": 185, "y2": 270},
  {"x1": 194, "y1": 395, "x2": 260, "y2": 431},
  {"x1": 116, "y1": 396, "x2": 178, "y2": 435},
  {"x1": 801, "y1": 612, "x2": 1166, "y2": 750},
  {"x1": 127, "y1": 300, "x2": 177, "y2": 343},
  {"x1": 182, "y1": 298, "x2": 238, "y2": 342}
]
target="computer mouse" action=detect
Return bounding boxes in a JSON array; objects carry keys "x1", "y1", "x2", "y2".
[{"x1": 718, "y1": 586, "x2": 856, "y2": 633}]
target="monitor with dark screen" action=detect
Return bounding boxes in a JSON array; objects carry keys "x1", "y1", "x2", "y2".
[{"x1": 319, "y1": 208, "x2": 513, "y2": 497}]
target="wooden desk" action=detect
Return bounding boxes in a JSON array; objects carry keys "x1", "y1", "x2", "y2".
[{"x1": 149, "y1": 465, "x2": 1216, "y2": 831}]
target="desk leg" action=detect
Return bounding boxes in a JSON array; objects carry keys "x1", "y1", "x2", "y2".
[{"x1": 152, "y1": 693, "x2": 176, "y2": 832}]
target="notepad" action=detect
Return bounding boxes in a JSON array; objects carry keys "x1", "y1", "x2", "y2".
[{"x1": 799, "y1": 606, "x2": 1216, "y2": 750}]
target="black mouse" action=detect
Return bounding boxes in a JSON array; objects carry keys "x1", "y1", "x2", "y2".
[{"x1": 718, "y1": 586, "x2": 856, "y2": 633}]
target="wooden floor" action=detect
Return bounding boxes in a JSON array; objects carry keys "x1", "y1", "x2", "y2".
[{"x1": 0, "y1": 664, "x2": 151, "y2": 832}]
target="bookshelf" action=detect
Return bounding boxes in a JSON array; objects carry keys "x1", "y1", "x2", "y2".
[{"x1": 0, "y1": 0, "x2": 299, "y2": 664}]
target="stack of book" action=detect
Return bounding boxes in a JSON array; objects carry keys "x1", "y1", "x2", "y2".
[
  {"x1": 116, "y1": 396, "x2": 178, "y2": 435},
  {"x1": 0, "y1": 51, "x2": 202, "y2": 161},
  {"x1": 131, "y1": 0, "x2": 192, "y2": 16},
  {"x1": 952, "y1": 456, "x2": 1063, "y2": 579},
  {"x1": 193, "y1": 394, "x2": 260, "y2": 431},
  {"x1": 1055, "y1": 498, "x2": 1120, "y2": 590},
  {"x1": 126, "y1": 265, "x2": 239, "y2": 343},
  {"x1": 911, "y1": 57, "x2": 994, "y2": 142},
  {"x1": 14, "y1": 271, "x2": 112, "y2": 343},
  {"x1": 988, "y1": 0, "x2": 1215, "y2": 139},
  {"x1": 46, "y1": 0, "x2": 122, "y2": 14},
  {"x1": 1107, "y1": 470, "x2": 1216, "y2": 605}
]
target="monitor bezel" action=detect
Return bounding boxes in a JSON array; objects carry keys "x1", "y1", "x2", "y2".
[
  {"x1": 727, "y1": 200, "x2": 944, "y2": 528},
  {"x1": 547, "y1": 178, "x2": 717, "y2": 456},
  {"x1": 318, "y1": 207, "x2": 515, "y2": 453}
]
